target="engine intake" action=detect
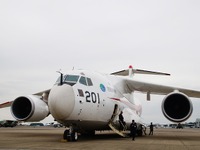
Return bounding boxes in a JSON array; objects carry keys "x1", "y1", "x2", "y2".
[
  {"x1": 11, "y1": 95, "x2": 49, "y2": 121},
  {"x1": 161, "y1": 92, "x2": 193, "y2": 123}
]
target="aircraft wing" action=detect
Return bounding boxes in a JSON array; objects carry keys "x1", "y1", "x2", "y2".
[
  {"x1": 124, "y1": 79, "x2": 200, "y2": 98},
  {"x1": 0, "y1": 89, "x2": 51, "y2": 109},
  {"x1": 0, "y1": 101, "x2": 12, "y2": 108},
  {"x1": 33, "y1": 89, "x2": 51, "y2": 96}
]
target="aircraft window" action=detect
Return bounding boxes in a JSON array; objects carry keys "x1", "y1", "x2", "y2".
[
  {"x1": 87, "y1": 78, "x2": 93, "y2": 86},
  {"x1": 79, "y1": 76, "x2": 87, "y2": 85},
  {"x1": 64, "y1": 75, "x2": 79, "y2": 83}
]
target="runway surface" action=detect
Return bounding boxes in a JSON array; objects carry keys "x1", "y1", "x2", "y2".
[{"x1": 0, "y1": 126, "x2": 200, "y2": 150}]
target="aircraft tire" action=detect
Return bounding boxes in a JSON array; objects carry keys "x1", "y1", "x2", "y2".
[
  {"x1": 71, "y1": 132, "x2": 78, "y2": 141},
  {"x1": 63, "y1": 130, "x2": 78, "y2": 142},
  {"x1": 63, "y1": 130, "x2": 70, "y2": 141}
]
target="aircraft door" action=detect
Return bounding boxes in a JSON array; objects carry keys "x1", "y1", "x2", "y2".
[{"x1": 110, "y1": 104, "x2": 120, "y2": 122}]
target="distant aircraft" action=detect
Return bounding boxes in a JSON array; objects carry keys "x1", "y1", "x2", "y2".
[{"x1": 1, "y1": 66, "x2": 200, "y2": 141}]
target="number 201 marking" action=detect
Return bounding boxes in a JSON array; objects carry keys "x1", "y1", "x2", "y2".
[{"x1": 85, "y1": 91, "x2": 100, "y2": 104}]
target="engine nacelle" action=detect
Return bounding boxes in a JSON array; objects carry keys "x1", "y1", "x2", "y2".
[
  {"x1": 161, "y1": 92, "x2": 193, "y2": 123},
  {"x1": 11, "y1": 95, "x2": 49, "y2": 122}
]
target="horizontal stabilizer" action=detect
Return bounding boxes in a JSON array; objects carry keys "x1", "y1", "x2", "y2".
[
  {"x1": 134, "y1": 69, "x2": 170, "y2": 76},
  {"x1": 111, "y1": 66, "x2": 170, "y2": 76}
]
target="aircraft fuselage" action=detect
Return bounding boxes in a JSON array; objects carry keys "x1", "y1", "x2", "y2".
[{"x1": 48, "y1": 70, "x2": 142, "y2": 131}]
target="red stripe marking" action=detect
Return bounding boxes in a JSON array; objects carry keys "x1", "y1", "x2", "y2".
[{"x1": 110, "y1": 98, "x2": 121, "y2": 101}]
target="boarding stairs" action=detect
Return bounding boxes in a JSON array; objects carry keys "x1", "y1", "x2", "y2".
[{"x1": 108, "y1": 105, "x2": 127, "y2": 137}]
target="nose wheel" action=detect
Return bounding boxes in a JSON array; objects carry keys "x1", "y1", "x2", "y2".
[{"x1": 63, "y1": 125, "x2": 78, "y2": 142}]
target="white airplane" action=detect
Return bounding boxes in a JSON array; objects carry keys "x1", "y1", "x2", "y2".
[{"x1": 1, "y1": 65, "x2": 200, "y2": 141}]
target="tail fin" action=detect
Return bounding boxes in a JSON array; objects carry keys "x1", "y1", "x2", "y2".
[{"x1": 111, "y1": 65, "x2": 170, "y2": 77}]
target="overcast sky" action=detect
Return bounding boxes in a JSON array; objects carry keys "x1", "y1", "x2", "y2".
[{"x1": 1, "y1": 0, "x2": 200, "y2": 124}]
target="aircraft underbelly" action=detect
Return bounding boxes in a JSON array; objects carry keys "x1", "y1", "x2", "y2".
[{"x1": 60, "y1": 120, "x2": 110, "y2": 130}]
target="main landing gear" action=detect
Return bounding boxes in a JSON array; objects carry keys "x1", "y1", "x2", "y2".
[{"x1": 63, "y1": 125, "x2": 78, "y2": 142}]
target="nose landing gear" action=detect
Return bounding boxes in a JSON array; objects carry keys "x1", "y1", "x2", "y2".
[{"x1": 63, "y1": 125, "x2": 78, "y2": 142}]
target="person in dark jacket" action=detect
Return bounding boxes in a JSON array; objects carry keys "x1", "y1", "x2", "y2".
[
  {"x1": 119, "y1": 111, "x2": 125, "y2": 130},
  {"x1": 130, "y1": 120, "x2": 137, "y2": 140},
  {"x1": 149, "y1": 122, "x2": 154, "y2": 135}
]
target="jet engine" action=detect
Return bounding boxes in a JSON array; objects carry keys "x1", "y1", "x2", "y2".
[
  {"x1": 161, "y1": 92, "x2": 193, "y2": 123},
  {"x1": 11, "y1": 95, "x2": 49, "y2": 122}
]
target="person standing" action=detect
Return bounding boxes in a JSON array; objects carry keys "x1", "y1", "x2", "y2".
[
  {"x1": 130, "y1": 120, "x2": 137, "y2": 140},
  {"x1": 149, "y1": 122, "x2": 154, "y2": 135},
  {"x1": 119, "y1": 111, "x2": 125, "y2": 130}
]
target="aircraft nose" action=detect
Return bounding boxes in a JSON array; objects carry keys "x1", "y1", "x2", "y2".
[{"x1": 48, "y1": 84, "x2": 75, "y2": 120}]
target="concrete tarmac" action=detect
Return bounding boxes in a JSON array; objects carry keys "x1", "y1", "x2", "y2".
[{"x1": 0, "y1": 126, "x2": 200, "y2": 150}]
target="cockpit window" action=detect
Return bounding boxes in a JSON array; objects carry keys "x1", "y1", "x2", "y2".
[
  {"x1": 79, "y1": 76, "x2": 87, "y2": 85},
  {"x1": 79, "y1": 76, "x2": 93, "y2": 86},
  {"x1": 55, "y1": 74, "x2": 93, "y2": 87},
  {"x1": 64, "y1": 75, "x2": 79, "y2": 83},
  {"x1": 87, "y1": 78, "x2": 93, "y2": 86}
]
